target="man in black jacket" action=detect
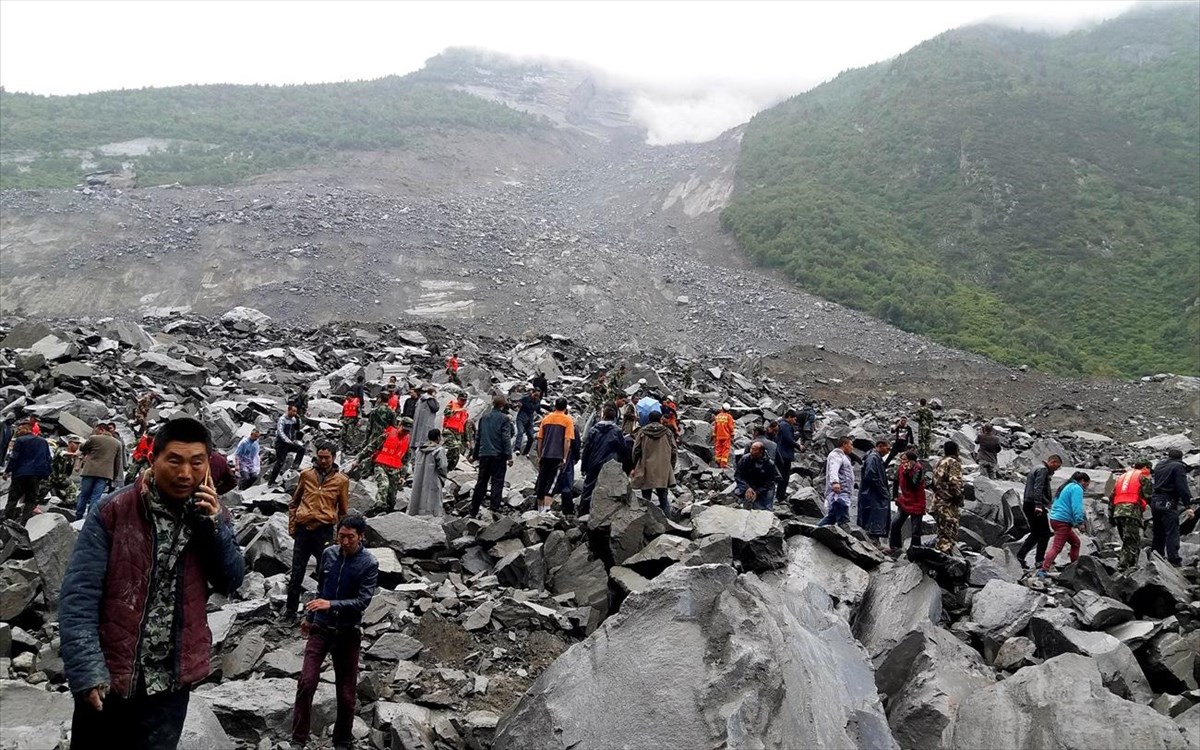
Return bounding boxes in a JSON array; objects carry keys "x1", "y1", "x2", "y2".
[
  {"x1": 1017, "y1": 454, "x2": 1062, "y2": 569},
  {"x1": 579, "y1": 405, "x2": 631, "y2": 516},
  {"x1": 735, "y1": 441, "x2": 780, "y2": 511},
  {"x1": 470, "y1": 395, "x2": 514, "y2": 517},
  {"x1": 291, "y1": 515, "x2": 378, "y2": 750},
  {"x1": 1151, "y1": 448, "x2": 1195, "y2": 566},
  {"x1": 2, "y1": 421, "x2": 52, "y2": 522}
]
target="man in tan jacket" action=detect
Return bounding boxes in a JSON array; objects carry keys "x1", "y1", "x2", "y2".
[
  {"x1": 75, "y1": 424, "x2": 125, "y2": 519},
  {"x1": 284, "y1": 442, "x2": 350, "y2": 623}
]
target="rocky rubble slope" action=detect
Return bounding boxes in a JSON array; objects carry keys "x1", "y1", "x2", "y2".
[{"x1": 0, "y1": 310, "x2": 1197, "y2": 750}]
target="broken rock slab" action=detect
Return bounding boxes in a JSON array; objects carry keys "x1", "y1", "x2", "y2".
[
  {"x1": 795, "y1": 521, "x2": 886, "y2": 569},
  {"x1": 950, "y1": 654, "x2": 1192, "y2": 750},
  {"x1": 691, "y1": 505, "x2": 785, "y2": 572},
  {"x1": 195, "y1": 677, "x2": 335, "y2": 743},
  {"x1": 0, "y1": 679, "x2": 74, "y2": 749},
  {"x1": 493, "y1": 564, "x2": 896, "y2": 750},
  {"x1": 1071, "y1": 589, "x2": 1135, "y2": 630},
  {"x1": 1028, "y1": 612, "x2": 1153, "y2": 703},
  {"x1": 366, "y1": 512, "x2": 448, "y2": 556},
  {"x1": 182, "y1": 696, "x2": 235, "y2": 749},
  {"x1": 25, "y1": 512, "x2": 77, "y2": 610},
  {"x1": 969, "y1": 579, "x2": 1047, "y2": 662},
  {"x1": 852, "y1": 562, "x2": 943, "y2": 665},
  {"x1": 1114, "y1": 557, "x2": 1193, "y2": 619},
  {"x1": 761, "y1": 535, "x2": 869, "y2": 619}
]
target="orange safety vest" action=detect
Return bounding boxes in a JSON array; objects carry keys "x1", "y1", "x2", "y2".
[
  {"x1": 1113, "y1": 468, "x2": 1149, "y2": 509},
  {"x1": 387, "y1": 393, "x2": 399, "y2": 411},
  {"x1": 374, "y1": 427, "x2": 409, "y2": 469},
  {"x1": 132, "y1": 435, "x2": 153, "y2": 462},
  {"x1": 342, "y1": 396, "x2": 360, "y2": 418},
  {"x1": 444, "y1": 404, "x2": 468, "y2": 434},
  {"x1": 713, "y1": 412, "x2": 734, "y2": 440}
]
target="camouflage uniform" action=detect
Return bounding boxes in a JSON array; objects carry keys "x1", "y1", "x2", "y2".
[
  {"x1": 363, "y1": 405, "x2": 396, "y2": 455},
  {"x1": 931, "y1": 456, "x2": 964, "y2": 554},
  {"x1": 1112, "y1": 474, "x2": 1152, "y2": 571},
  {"x1": 591, "y1": 376, "x2": 609, "y2": 408},
  {"x1": 340, "y1": 416, "x2": 362, "y2": 454},
  {"x1": 47, "y1": 448, "x2": 79, "y2": 504},
  {"x1": 916, "y1": 406, "x2": 935, "y2": 457},
  {"x1": 373, "y1": 464, "x2": 402, "y2": 511},
  {"x1": 139, "y1": 478, "x2": 193, "y2": 694}
]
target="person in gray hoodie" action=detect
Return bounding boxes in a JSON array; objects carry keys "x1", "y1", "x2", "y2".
[{"x1": 408, "y1": 429, "x2": 448, "y2": 517}]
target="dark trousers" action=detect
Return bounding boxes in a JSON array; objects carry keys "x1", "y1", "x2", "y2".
[
  {"x1": 287, "y1": 525, "x2": 332, "y2": 614},
  {"x1": 269, "y1": 441, "x2": 306, "y2": 483},
  {"x1": 1017, "y1": 503, "x2": 1051, "y2": 566},
  {"x1": 293, "y1": 625, "x2": 360, "y2": 745},
  {"x1": 237, "y1": 471, "x2": 259, "y2": 491},
  {"x1": 774, "y1": 457, "x2": 791, "y2": 505},
  {"x1": 1151, "y1": 505, "x2": 1182, "y2": 565},
  {"x1": 889, "y1": 509, "x2": 924, "y2": 549},
  {"x1": 579, "y1": 469, "x2": 602, "y2": 516},
  {"x1": 470, "y1": 456, "x2": 509, "y2": 515},
  {"x1": 534, "y1": 458, "x2": 562, "y2": 498},
  {"x1": 71, "y1": 681, "x2": 189, "y2": 750},
  {"x1": 514, "y1": 415, "x2": 535, "y2": 455},
  {"x1": 883, "y1": 441, "x2": 908, "y2": 468},
  {"x1": 641, "y1": 487, "x2": 669, "y2": 516},
  {"x1": 3, "y1": 476, "x2": 42, "y2": 523},
  {"x1": 817, "y1": 501, "x2": 850, "y2": 527}
]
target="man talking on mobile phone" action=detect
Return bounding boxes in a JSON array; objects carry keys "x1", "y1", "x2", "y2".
[{"x1": 59, "y1": 417, "x2": 246, "y2": 749}]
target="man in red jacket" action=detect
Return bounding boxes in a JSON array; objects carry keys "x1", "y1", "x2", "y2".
[{"x1": 58, "y1": 417, "x2": 245, "y2": 749}]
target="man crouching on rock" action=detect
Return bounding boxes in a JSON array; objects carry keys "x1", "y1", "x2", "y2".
[
  {"x1": 59, "y1": 417, "x2": 245, "y2": 749},
  {"x1": 291, "y1": 514, "x2": 378, "y2": 750}
]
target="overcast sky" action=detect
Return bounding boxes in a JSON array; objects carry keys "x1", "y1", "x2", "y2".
[{"x1": 0, "y1": 0, "x2": 1147, "y2": 142}]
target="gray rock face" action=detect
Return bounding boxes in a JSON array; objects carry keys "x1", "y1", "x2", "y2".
[
  {"x1": 622, "y1": 534, "x2": 693, "y2": 579},
  {"x1": 1115, "y1": 557, "x2": 1192, "y2": 618},
  {"x1": 25, "y1": 512, "x2": 76, "y2": 610},
  {"x1": 587, "y1": 490, "x2": 665, "y2": 566},
  {"x1": 969, "y1": 580, "x2": 1047, "y2": 661},
  {"x1": 494, "y1": 564, "x2": 896, "y2": 750},
  {"x1": 853, "y1": 563, "x2": 943, "y2": 665},
  {"x1": 0, "y1": 680, "x2": 74, "y2": 748},
  {"x1": 763, "y1": 535, "x2": 870, "y2": 618},
  {"x1": 950, "y1": 654, "x2": 1193, "y2": 750},
  {"x1": 366, "y1": 512, "x2": 448, "y2": 555},
  {"x1": 548, "y1": 544, "x2": 609, "y2": 626},
  {"x1": 243, "y1": 512, "x2": 293, "y2": 576},
  {"x1": 802, "y1": 523, "x2": 887, "y2": 569},
  {"x1": 367, "y1": 632, "x2": 424, "y2": 661},
  {"x1": 1071, "y1": 589, "x2": 1134, "y2": 630},
  {"x1": 181, "y1": 696, "x2": 235, "y2": 749},
  {"x1": 133, "y1": 351, "x2": 207, "y2": 386},
  {"x1": 691, "y1": 505, "x2": 786, "y2": 572},
  {"x1": 875, "y1": 625, "x2": 995, "y2": 750},
  {"x1": 1028, "y1": 613, "x2": 1153, "y2": 703},
  {"x1": 0, "y1": 563, "x2": 41, "y2": 621},
  {"x1": 195, "y1": 677, "x2": 336, "y2": 742},
  {"x1": 1141, "y1": 631, "x2": 1200, "y2": 694},
  {"x1": 992, "y1": 636, "x2": 1038, "y2": 672}
]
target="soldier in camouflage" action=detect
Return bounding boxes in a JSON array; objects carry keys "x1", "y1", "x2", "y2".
[
  {"x1": 1110, "y1": 461, "x2": 1153, "y2": 571},
  {"x1": 916, "y1": 398, "x2": 934, "y2": 457},
  {"x1": 442, "y1": 395, "x2": 471, "y2": 471},
  {"x1": 362, "y1": 392, "x2": 396, "y2": 457},
  {"x1": 931, "y1": 441, "x2": 964, "y2": 554},
  {"x1": 47, "y1": 436, "x2": 82, "y2": 504}
]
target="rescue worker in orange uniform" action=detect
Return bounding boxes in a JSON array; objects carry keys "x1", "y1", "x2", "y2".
[
  {"x1": 355, "y1": 417, "x2": 412, "y2": 510},
  {"x1": 442, "y1": 394, "x2": 470, "y2": 470},
  {"x1": 712, "y1": 403, "x2": 735, "y2": 468},
  {"x1": 1110, "y1": 460, "x2": 1153, "y2": 571}
]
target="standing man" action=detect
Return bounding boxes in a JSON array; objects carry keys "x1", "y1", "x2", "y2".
[
  {"x1": 1017, "y1": 454, "x2": 1062, "y2": 569},
  {"x1": 534, "y1": 398, "x2": 574, "y2": 514},
  {"x1": 1110, "y1": 460, "x2": 1152, "y2": 571},
  {"x1": 399, "y1": 386, "x2": 419, "y2": 421},
  {"x1": 1151, "y1": 448, "x2": 1194, "y2": 566},
  {"x1": 442, "y1": 393, "x2": 470, "y2": 470},
  {"x1": 513, "y1": 389, "x2": 542, "y2": 457},
  {"x1": 76, "y1": 424, "x2": 124, "y2": 519},
  {"x1": 408, "y1": 430, "x2": 448, "y2": 517},
  {"x1": 734, "y1": 440, "x2": 779, "y2": 511},
  {"x1": 234, "y1": 429, "x2": 262, "y2": 491},
  {"x1": 818, "y1": 436, "x2": 855, "y2": 527},
  {"x1": 775, "y1": 411, "x2": 800, "y2": 506},
  {"x1": 631, "y1": 410, "x2": 677, "y2": 516},
  {"x1": 931, "y1": 441, "x2": 965, "y2": 554},
  {"x1": 888, "y1": 451, "x2": 927, "y2": 552},
  {"x1": 132, "y1": 392, "x2": 157, "y2": 434},
  {"x1": 885, "y1": 417, "x2": 914, "y2": 468},
  {"x1": 446, "y1": 353, "x2": 461, "y2": 384},
  {"x1": 915, "y1": 399, "x2": 934, "y2": 458},
  {"x1": 974, "y1": 424, "x2": 1003, "y2": 479},
  {"x1": 47, "y1": 435, "x2": 83, "y2": 507},
  {"x1": 409, "y1": 384, "x2": 441, "y2": 459},
  {"x1": 59, "y1": 418, "x2": 244, "y2": 749},
  {"x1": 339, "y1": 392, "x2": 362, "y2": 454},
  {"x1": 357, "y1": 418, "x2": 412, "y2": 511},
  {"x1": 268, "y1": 404, "x2": 306, "y2": 486},
  {"x1": 711, "y1": 404, "x2": 735, "y2": 469},
  {"x1": 578, "y1": 405, "x2": 631, "y2": 517},
  {"x1": 2, "y1": 421, "x2": 51, "y2": 522},
  {"x1": 798, "y1": 402, "x2": 818, "y2": 449},
  {"x1": 858, "y1": 439, "x2": 892, "y2": 543},
  {"x1": 618, "y1": 395, "x2": 640, "y2": 437},
  {"x1": 291, "y1": 515, "x2": 377, "y2": 750},
  {"x1": 470, "y1": 395, "x2": 514, "y2": 517},
  {"x1": 285, "y1": 443, "x2": 350, "y2": 624}
]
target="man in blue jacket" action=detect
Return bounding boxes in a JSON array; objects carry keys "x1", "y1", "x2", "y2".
[
  {"x1": 775, "y1": 411, "x2": 800, "y2": 507},
  {"x1": 2, "y1": 421, "x2": 52, "y2": 523},
  {"x1": 470, "y1": 395, "x2": 514, "y2": 517},
  {"x1": 291, "y1": 514, "x2": 378, "y2": 750},
  {"x1": 579, "y1": 405, "x2": 631, "y2": 516},
  {"x1": 1151, "y1": 448, "x2": 1195, "y2": 566}
]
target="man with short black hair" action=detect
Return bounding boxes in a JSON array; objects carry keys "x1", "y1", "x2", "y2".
[
  {"x1": 60, "y1": 417, "x2": 244, "y2": 749},
  {"x1": 534, "y1": 398, "x2": 574, "y2": 513},
  {"x1": 284, "y1": 443, "x2": 350, "y2": 624},
  {"x1": 1017, "y1": 454, "x2": 1062, "y2": 569},
  {"x1": 3, "y1": 421, "x2": 51, "y2": 523},
  {"x1": 775, "y1": 410, "x2": 800, "y2": 505},
  {"x1": 734, "y1": 441, "x2": 779, "y2": 511},
  {"x1": 268, "y1": 404, "x2": 306, "y2": 486},
  {"x1": 234, "y1": 429, "x2": 262, "y2": 490},
  {"x1": 579, "y1": 404, "x2": 630, "y2": 517},
  {"x1": 1110, "y1": 460, "x2": 1153, "y2": 571},
  {"x1": 470, "y1": 395, "x2": 514, "y2": 517},
  {"x1": 76, "y1": 424, "x2": 124, "y2": 519},
  {"x1": 1151, "y1": 448, "x2": 1194, "y2": 566},
  {"x1": 974, "y1": 424, "x2": 1003, "y2": 479},
  {"x1": 291, "y1": 514, "x2": 377, "y2": 750},
  {"x1": 858, "y1": 439, "x2": 892, "y2": 543},
  {"x1": 513, "y1": 389, "x2": 542, "y2": 456},
  {"x1": 931, "y1": 441, "x2": 965, "y2": 554}
]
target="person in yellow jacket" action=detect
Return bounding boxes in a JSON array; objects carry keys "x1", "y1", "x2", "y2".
[{"x1": 712, "y1": 404, "x2": 735, "y2": 468}]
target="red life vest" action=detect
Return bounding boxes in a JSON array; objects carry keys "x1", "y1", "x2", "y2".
[
  {"x1": 30, "y1": 419, "x2": 40, "y2": 436},
  {"x1": 1113, "y1": 468, "x2": 1149, "y2": 509},
  {"x1": 387, "y1": 393, "x2": 399, "y2": 411},
  {"x1": 447, "y1": 356, "x2": 459, "y2": 373},
  {"x1": 132, "y1": 435, "x2": 153, "y2": 462},
  {"x1": 444, "y1": 403, "x2": 468, "y2": 434},
  {"x1": 342, "y1": 396, "x2": 360, "y2": 418},
  {"x1": 374, "y1": 427, "x2": 409, "y2": 469}
]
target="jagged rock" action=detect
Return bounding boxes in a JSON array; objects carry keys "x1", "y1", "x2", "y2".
[
  {"x1": 875, "y1": 625, "x2": 995, "y2": 750},
  {"x1": 220, "y1": 306, "x2": 272, "y2": 331},
  {"x1": 97, "y1": 318, "x2": 154, "y2": 350},
  {"x1": 464, "y1": 602, "x2": 494, "y2": 631},
  {"x1": 549, "y1": 544, "x2": 609, "y2": 628},
  {"x1": 993, "y1": 636, "x2": 1038, "y2": 672},
  {"x1": 1028, "y1": 612, "x2": 1153, "y2": 702},
  {"x1": 462, "y1": 710, "x2": 500, "y2": 750},
  {"x1": 243, "y1": 513, "x2": 293, "y2": 576},
  {"x1": 494, "y1": 544, "x2": 545, "y2": 590},
  {"x1": 609, "y1": 565, "x2": 651, "y2": 597},
  {"x1": 493, "y1": 564, "x2": 896, "y2": 750},
  {"x1": 25, "y1": 512, "x2": 76, "y2": 610},
  {"x1": 762, "y1": 535, "x2": 870, "y2": 618},
  {"x1": 1130, "y1": 434, "x2": 1196, "y2": 454},
  {"x1": 958, "y1": 509, "x2": 1007, "y2": 548},
  {"x1": 682, "y1": 533, "x2": 734, "y2": 567},
  {"x1": 906, "y1": 545, "x2": 971, "y2": 586},
  {"x1": 181, "y1": 697, "x2": 234, "y2": 749},
  {"x1": 133, "y1": 351, "x2": 207, "y2": 386},
  {"x1": 368, "y1": 632, "x2": 424, "y2": 661},
  {"x1": 623, "y1": 534, "x2": 693, "y2": 579},
  {"x1": 0, "y1": 680, "x2": 74, "y2": 749},
  {"x1": 587, "y1": 490, "x2": 665, "y2": 566},
  {"x1": 1106, "y1": 619, "x2": 1165, "y2": 650},
  {"x1": 30, "y1": 335, "x2": 78, "y2": 362},
  {"x1": 969, "y1": 580, "x2": 1047, "y2": 662},
  {"x1": 1141, "y1": 631, "x2": 1200, "y2": 694},
  {"x1": 950, "y1": 654, "x2": 1191, "y2": 750},
  {"x1": 220, "y1": 629, "x2": 267, "y2": 680},
  {"x1": 691, "y1": 505, "x2": 785, "y2": 572},
  {"x1": 0, "y1": 562, "x2": 41, "y2": 621},
  {"x1": 260, "y1": 641, "x2": 306, "y2": 678},
  {"x1": 477, "y1": 516, "x2": 520, "y2": 545},
  {"x1": 1058, "y1": 555, "x2": 1118, "y2": 599},
  {"x1": 1115, "y1": 557, "x2": 1192, "y2": 618},
  {"x1": 1072, "y1": 589, "x2": 1135, "y2": 630},
  {"x1": 366, "y1": 512, "x2": 448, "y2": 555},
  {"x1": 852, "y1": 563, "x2": 943, "y2": 665},
  {"x1": 1175, "y1": 704, "x2": 1200, "y2": 744},
  {"x1": 794, "y1": 521, "x2": 886, "y2": 569},
  {"x1": 195, "y1": 677, "x2": 335, "y2": 742}
]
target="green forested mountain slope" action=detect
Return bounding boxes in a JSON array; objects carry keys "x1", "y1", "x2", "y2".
[
  {"x1": 0, "y1": 76, "x2": 544, "y2": 187},
  {"x1": 723, "y1": 4, "x2": 1200, "y2": 377}
]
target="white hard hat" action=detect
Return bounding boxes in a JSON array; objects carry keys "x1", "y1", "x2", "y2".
[{"x1": 722, "y1": 403, "x2": 731, "y2": 410}]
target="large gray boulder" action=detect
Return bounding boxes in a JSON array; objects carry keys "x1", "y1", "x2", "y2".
[
  {"x1": 0, "y1": 680, "x2": 74, "y2": 749},
  {"x1": 1141, "y1": 630, "x2": 1200, "y2": 694},
  {"x1": 133, "y1": 351, "x2": 207, "y2": 387},
  {"x1": 1114, "y1": 557, "x2": 1192, "y2": 618},
  {"x1": 243, "y1": 513, "x2": 294, "y2": 576},
  {"x1": 1028, "y1": 613, "x2": 1153, "y2": 703},
  {"x1": 181, "y1": 697, "x2": 235, "y2": 749},
  {"x1": 949, "y1": 654, "x2": 1193, "y2": 750},
  {"x1": 691, "y1": 505, "x2": 785, "y2": 572},
  {"x1": 875, "y1": 625, "x2": 995, "y2": 750},
  {"x1": 762, "y1": 535, "x2": 870, "y2": 619},
  {"x1": 195, "y1": 677, "x2": 335, "y2": 742},
  {"x1": 853, "y1": 563, "x2": 943, "y2": 665},
  {"x1": 26, "y1": 512, "x2": 77, "y2": 611},
  {"x1": 366, "y1": 512, "x2": 448, "y2": 556},
  {"x1": 587, "y1": 487, "x2": 666, "y2": 566},
  {"x1": 969, "y1": 579, "x2": 1047, "y2": 661},
  {"x1": 493, "y1": 564, "x2": 897, "y2": 750}
]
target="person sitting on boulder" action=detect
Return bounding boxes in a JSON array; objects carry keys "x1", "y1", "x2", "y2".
[{"x1": 734, "y1": 440, "x2": 779, "y2": 512}]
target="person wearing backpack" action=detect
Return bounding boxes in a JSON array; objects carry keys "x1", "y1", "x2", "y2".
[{"x1": 888, "y1": 451, "x2": 926, "y2": 553}]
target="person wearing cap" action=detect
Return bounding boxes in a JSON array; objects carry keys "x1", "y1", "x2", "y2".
[
  {"x1": 1151, "y1": 448, "x2": 1194, "y2": 566},
  {"x1": 711, "y1": 404, "x2": 735, "y2": 468},
  {"x1": 410, "y1": 384, "x2": 441, "y2": 459},
  {"x1": 356, "y1": 417, "x2": 412, "y2": 511},
  {"x1": 2, "y1": 421, "x2": 52, "y2": 523},
  {"x1": 1110, "y1": 460, "x2": 1153, "y2": 571}
]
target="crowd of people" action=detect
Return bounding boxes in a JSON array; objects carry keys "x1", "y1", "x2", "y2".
[{"x1": 1, "y1": 350, "x2": 1195, "y2": 750}]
